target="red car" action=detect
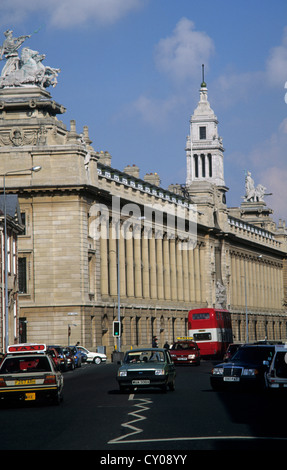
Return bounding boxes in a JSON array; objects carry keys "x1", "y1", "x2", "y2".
[
  {"x1": 170, "y1": 338, "x2": 200, "y2": 365},
  {"x1": 47, "y1": 347, "x2": 61, "y2": 370}
]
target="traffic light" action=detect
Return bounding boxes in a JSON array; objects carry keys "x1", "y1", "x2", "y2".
[{"x1": 113, "y1": 321, "x2": 121, "y2": 337}]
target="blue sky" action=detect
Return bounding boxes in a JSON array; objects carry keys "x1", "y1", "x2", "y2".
[{"x1": 0, "y1": 0, "x2": 286, "y2": 222}]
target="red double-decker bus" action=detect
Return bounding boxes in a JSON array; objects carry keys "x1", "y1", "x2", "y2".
[{"x1": 188, "y1": 308, "x2": 232, "y2": 357}]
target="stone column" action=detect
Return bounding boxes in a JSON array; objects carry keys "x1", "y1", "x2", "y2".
[
  {"x1": 231, "y1": 253, "x2": 237, "y2": 308},
  {"x1": 169, "y1": 237, "x2": 177, "y2": 301},
  {"x1": 100, "y1": 216, "x2": 109, "y2": 297},
  {"x1": 182, "y1": 243, "x2": 190, "y2": 302},
  {"x1": 199, "y1": 243, "x2": 205, "y2": 303},
  {"x1": 156, "y1": 233, "x2": 164, "y2": 300},
  {"x1": 119, "y1": 226, "x2": 126, "y2": 297},
  {"x1": 176, "y1": 239, "x2": 184, "y2": 301},
  {"x1": 109, "y1": 221, "x2": 117, "y2": 297},
  {"x1": 163, "y1": 235, "x2": 171, "y2": 300},
  {"x1": 134, "y1": 225, "x2": 142, "y2": 298},
  {"x1": 149, "y1": 231, "x2": 157, "y2": 299},
  {"x1": 194, "y1": 245, "x2": 201, "y2": 302},
  {"x1": 142, "y1": 230, "x2": 150, "y2": 299},
  {"x1": 126, "y1": 227, "x2": 134, "y2": 297},
  {"x1": 188, "y1": 247, "x2": 195, "y2": 302}
]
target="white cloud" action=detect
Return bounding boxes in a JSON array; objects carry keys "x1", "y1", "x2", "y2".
[
  {"x1": 154, "y1": 18, "x2": 215, "y2": 83},
  {"x1": 131, "y1": 94, "x2": 184, "y2": 128},
  {"x1": 214, "y1": 70, "x2": 264, "y2": 107},
  {"x1": 243, "y1": 118, "x2": 287, "y2": 221},
  {"x1": 49, "y1": 0, "x2": 145, "y2": 28},
  {"x1": 261, "y1": 167, "x2": 287, "y2": 222},
  {"x1": 215, "y1": 26, "x2": 287, "y2": 107},
  {"x1": 127, "y1": 18, "x2": 215, "y2": 128},
  {"x1": 0, "y1": 0, "x2": 146, "y2": 28},
  {"x1": 265, "y1": 26, "x2": 287, "y2": 87}
]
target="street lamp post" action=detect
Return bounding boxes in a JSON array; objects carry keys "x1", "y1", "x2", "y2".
[
  {"x1": 244, "y1": 259, "x2": 248, "y2": 343},
  {"x1": 2, "y1": 166, "x2": 41, "y2": 351}
]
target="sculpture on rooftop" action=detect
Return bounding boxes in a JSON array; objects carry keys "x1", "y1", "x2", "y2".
[
  {"x1": 0, "y1": 29, "x2": 60, "y2": 88},
  {"x1": 244, "y1": 171, "x2": 267, "y2": 203}
]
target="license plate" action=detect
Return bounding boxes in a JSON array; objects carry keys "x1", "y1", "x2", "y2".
[
  {"x1": 223, "y1": 377, "x2": 240, "y2": 382},
  {"x1": 178, "y1": 358, "x2": 187, "y2": 360},
  {"x1": 25, "y1": 393, "x2": 36, "y2": 401},
  {"x1": 15, "y1": 379, "x2": 36, "y2": 385},
  {"x1": 132, "y1": 380, "x2": 150, "y2": 385}
]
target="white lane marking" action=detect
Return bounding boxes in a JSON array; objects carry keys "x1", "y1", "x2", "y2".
[
  {"x1": 108, "y1": 394, "x2": 287, "y2": 446},
  {"x1": 108, "y1": 395, "x2": 152, "y2": 444},
  {"x1": 109, "y1": 434, "x2": 287, "y2": 445}
]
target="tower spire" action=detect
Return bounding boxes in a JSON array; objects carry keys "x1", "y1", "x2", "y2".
[
  {"x1": 186, "y1": 68, "x2": 225, "y2": 188},
  {"x1": 201, "y1": 64, "x2": 206, "y2": 87}
]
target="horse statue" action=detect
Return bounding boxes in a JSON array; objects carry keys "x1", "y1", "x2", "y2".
[
  {"x1": 244, "y1": 171, "x2": 267, "y2": 202},
  {"x1": 0, "y1": 30, "x2": 60, "y2": 88}
]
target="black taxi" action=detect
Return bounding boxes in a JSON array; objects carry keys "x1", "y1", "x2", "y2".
[{"x1": 0, "y1": 343, "x2": 64, "y2": 405}]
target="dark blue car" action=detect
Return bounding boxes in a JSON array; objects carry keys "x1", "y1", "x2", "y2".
[
  {"x1": 67, "y1": 346, "x2": 87, "y2": 367},
  {"x1": 210, "y1": 344, "x2": 275, "y2": 390}
]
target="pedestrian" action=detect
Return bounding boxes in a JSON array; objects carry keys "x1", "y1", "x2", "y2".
[
  {"x1": 164, "y1": 341, "x2": 170, "y2": 350},
  {"x1": 152, "y1": 336, "x2": 158, "y2": 348}
]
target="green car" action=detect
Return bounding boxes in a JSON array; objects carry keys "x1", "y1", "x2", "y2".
[{"x1": 117, "y1": 348, "x2": 176, "y2": 393}]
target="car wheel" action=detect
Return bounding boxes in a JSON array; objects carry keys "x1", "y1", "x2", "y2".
[{"x1": 93, "y1": 356, "x2": 102, "y2": 365}]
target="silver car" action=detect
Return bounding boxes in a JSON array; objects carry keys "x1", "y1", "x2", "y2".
[
  {"x1": 266, "y1": 345, "x2": 287, "y2": 390},
  {"x1": 117, "y1": 348, "x2": 176, "y2": 392}
]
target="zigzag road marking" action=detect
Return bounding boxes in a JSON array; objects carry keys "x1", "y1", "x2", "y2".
[
  {"x1": 108, "y1": 395, "x2": 287, "y2": 446},
  {"x1": 108, "y1": 394, "x2": 153, "y2": 444}
]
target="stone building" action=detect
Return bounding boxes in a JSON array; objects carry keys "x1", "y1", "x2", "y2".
[
  {"x1": 0, "y1": 34, "x2": 286, "y2": 356},
  {"x1": 0, "y1": 194, "x2": 23, "y2": 351}
]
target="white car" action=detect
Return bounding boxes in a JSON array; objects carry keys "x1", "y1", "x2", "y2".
[
  {"x1": 0, "y1": 344, "x2": 64, "y2": 405},
  {"x1": 266, "y1": 344, "x2": 287, "y2": 390},
  {"x1": 77, "y1": 346, "x2": 107, "y2": 364}
]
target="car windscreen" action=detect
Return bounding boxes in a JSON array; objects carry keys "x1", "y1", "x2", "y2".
[
  {"x1": 124, "y1": 350, "x2": 165, "y2": 364},
  {"x1": 171, "y1": 343, "x2": 197, "y2": 350},
  {"x1": 232, "y1": 346, "x2": 274, "y2": 364},
  {"x1": 0, "y1": 355, "x2": 53, "y2": 374}
]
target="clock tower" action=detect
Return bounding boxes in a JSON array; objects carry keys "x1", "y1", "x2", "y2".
[{"x1": 186, "y1": 68, "x2": 228, "y2": 229}]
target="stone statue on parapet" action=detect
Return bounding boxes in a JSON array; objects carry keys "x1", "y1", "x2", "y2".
[
  {"x1": 244, "y1": 171, "x2": 267, "y2": 203},
  {"x1": 215, "y1": 281, "x2": 226, "y2": 309},
  {"x1": 0, "y1": 29, "x2": 60, "y2": 88}
]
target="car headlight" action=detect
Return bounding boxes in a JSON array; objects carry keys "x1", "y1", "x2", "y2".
[
  {"x1": 212, "y1": 367, "x2": 224, "y2": 375},
  {"x1": 155, "y1": 370, "x2": 165, "y2": 375},
  {"x1": 242, "y1": 368, "x2": 258, "y2": 376},
  {"x1": 118, "y1": 370, "x2": 127, "y2": 377},
  {"x1": 188, "y1": 354, "x2": 196, "y2": 359}
]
